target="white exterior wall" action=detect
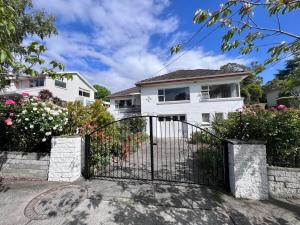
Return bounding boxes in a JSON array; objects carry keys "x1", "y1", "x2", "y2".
[
  {"x1": 0, "y1": 73, "x2": 95, "y2": 105},
  {"x1": 109, "y1": 95, "x2": 141, "y2": 120},
  {"x1": 140, "y1": 78, "x2": 244, "y2": 137}
]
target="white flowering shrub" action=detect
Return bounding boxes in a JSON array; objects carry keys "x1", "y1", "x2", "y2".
[{"x1": 0, "y1": 93, "x2": 68, "y2": 152}]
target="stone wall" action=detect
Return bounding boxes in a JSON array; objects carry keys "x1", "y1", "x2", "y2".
[
  {"x1": 227, "y1": 140, "x2": 269, "y2": 200},
  {"x1": 268, "y1": 166, "x2": 300, "y2": 198},
  {"x1": 0, "y1": 151, "x2": 49, "y2": 180},
  {"x1": 48, "y1": 136, "x2": 84, "y2": 182}
]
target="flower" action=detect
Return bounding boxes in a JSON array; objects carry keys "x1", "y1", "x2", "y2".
[
  {"x1": 42, "y1": 138, "x2": 47, "y2": 142},
  {"x1": 9, "y1": 113, "x2": 15, "y2": 117},
  {"x1": 49, "y1": 116, "x2": 53, "y2": 120},
  {"x1": 5, "y1": 99, "x2": 16, "y2": 105},
  {"x1": 45, "y1": 131, "x2": 51, "y2": 136},
  {"x1": 33, "y1": 107, "x2": 37, "y2": 111},
  {"x1": 30, "y1": 124, "x2": 34, "y2": 129},
  {"x1": 277, "y1": 105, "x2": 287, "y2": 110},
  {"x1": 4, "y1": 118, "x2": 12, "y2": 126},
  {"x1": 25, "y1": 118, "x2": 29, "y2": 121},
  {"x1": 21, "y1": 91, "x2": 29, "y2": 97}
]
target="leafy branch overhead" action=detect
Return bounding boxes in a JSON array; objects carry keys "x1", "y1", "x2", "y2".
[
  {"x1": 0, "y1": 0, "x2": 68, "y2": 83},
  {"x1": 171, "y1": 0, "x2": 300, "y2": 73}
]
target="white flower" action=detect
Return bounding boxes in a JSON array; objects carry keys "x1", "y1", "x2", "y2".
[
  {"x1": 32, "y1": 103, "x2": 38, "y2": 106},
  {"x1": 25, "y1": 127, "x2": 28, "y2": 130},
  {"x1": 49, "y1": 116, "x2": 53, "y2": 120},
  {"x1": 33, "y1": 107, "x2": 37, "y2": 111},
  {"x1": 45, "y1": 107, "x2": 51, "y2": 112},
  {"x1": 53, "y1": 126, "x2": 57, "y2": 130},
  {"x1": 42, "y1": 113, "x2": 46, "y2": 117},
  {"x1": 45, "y1": 132, "x2": 51, "y2": 136},
  {"x1": 25, "y1": 118, "x2": 29, "y2": 121},
  {"x1": 42, "y1": 138, "x2": 47, "y2": 142},
  {"x1": 22, "y1": 110, "x2": 27, "y2": 114},
  {"x1": 40, "y1": 128, "x2": 44, "y2": 132},
  {"x1": 30, "y1": 124, "x2": 34, "y2": 129}
]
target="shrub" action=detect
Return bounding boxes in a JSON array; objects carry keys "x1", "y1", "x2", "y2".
[
  {"x1": 213, "y1": 105, "x2": 300, "y2": 167},
  {"x1": 66, "y1": 99, "x2": 114, "y2": 135},
  {"x1": 0, "y1": 94, "x2": 68, "y2": 152}
]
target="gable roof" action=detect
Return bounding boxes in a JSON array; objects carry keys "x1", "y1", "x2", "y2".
[
  {"x1": 58, "y1": 71, "x2": 97, "y2": 92},
  {"x1": 108, "y1": 86, "x2": 140, "y2": 99},
  {"x1": 136, "y1": 69, "x2": 249, "y2": 85}
]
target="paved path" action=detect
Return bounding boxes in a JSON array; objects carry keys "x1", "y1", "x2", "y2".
[{"x1": 0, "y1": 178, "x2": 299, "y2": 225}]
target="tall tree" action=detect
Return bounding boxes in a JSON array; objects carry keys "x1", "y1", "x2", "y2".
[
  {"x1": 0, "y1": 0, "x2": 68, "y2": 89},
  {"x1": 93, "y1": 84, "x2": 111, "y2": 101},
  {"x1": 171, "y1": 1, "x2": 300, "y2": 73},
  {"x1": 220, "y1": 62, "x2": 263, "y2": 103}
]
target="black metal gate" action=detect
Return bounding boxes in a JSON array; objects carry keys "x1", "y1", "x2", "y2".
[{"x1": 85, "y1": 116, "x2": 229, "y2": 189}]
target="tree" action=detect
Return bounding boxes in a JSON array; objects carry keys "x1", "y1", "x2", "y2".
[
  {"x1": 93, "y1": 84, "x2": 111, "y2": 101},
  {"x1": 0, "y1": 0, "x2": 69, "y2": 89},
  {"x1": 220, "y1": 62, "x2": 263, "y2": 103},
  {"x1": 264, "y1": 54, "x2": 300, "y2": 98},
  {"x1": 171, "y1": 1, "x2": 300, "y2": 73}
]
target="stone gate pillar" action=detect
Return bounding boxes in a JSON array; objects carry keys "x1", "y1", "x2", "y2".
[{"x1": 227, "y1": 140, "x2": 269, "y2": 200}]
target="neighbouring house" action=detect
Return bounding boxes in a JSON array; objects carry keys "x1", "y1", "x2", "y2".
[
  {"x1": 265, "y1": 86, "x2": 300, "y2": 107},
  {"x1": 109, "y1": 69, "x2": 249, "y2": 132},
  {"x1": 0, "y1": 72, "x2": 96, "y2": 106}
]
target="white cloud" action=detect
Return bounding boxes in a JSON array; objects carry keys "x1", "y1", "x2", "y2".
[{"x1": 33, "y1": 0, "x2": 249, "y2": 92}]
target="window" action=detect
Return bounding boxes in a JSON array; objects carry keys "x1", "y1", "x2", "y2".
[
  {"x1": 79, "y1": 89, "x2": 90, "y2": 97},
  {"x1": 158, "y1": 87, "x2": 190, "y2": 102},
  {"x1": 29, "y1": 79, "x2": 44, "y2": 88},
  {"x1": 158, "y1": 115, "x2": 186, "y2": 122},
  {"x1": 215, "y1": 113, "x2": 224, "y2": 121},
  {"x1": 202, "y1": 113, "x2": 210, "y2": 124},
  {"x1": 115, "y1": 99, "x2": 132, "y2": 108},
  {"x1": 55, "y1": 80, "x2": 66, "y2": 88},
  {"x1": 201, "y1": 83, "x2": 239, "y2": 99}
]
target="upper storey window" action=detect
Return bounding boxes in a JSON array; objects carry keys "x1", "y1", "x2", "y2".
[
  {"x1": 158, "y1": 87, "x2": 190, "y2": 102},
  {"x1": 201, "y1": 83, "x2": 239, "y2": 99}
]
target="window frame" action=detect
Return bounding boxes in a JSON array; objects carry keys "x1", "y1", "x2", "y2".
[
  {"x1": 55, "y1": 80, "x2": 67, "y2": 89},
  {"x1": 158, "y1": 87, "x2": 190, "y2": 102},
  {"x1": 200, "y1": 83, "x2": 240, "y2": 100},
  {"x1": 29, "y1": 78, "x2": 45, "y2": 88},
  {"x1": 202, "y1": 113, "x2": 211, "y2": 125},
  {"x1": 79, "y1": 88, "x2": 90, "y2": 97}
]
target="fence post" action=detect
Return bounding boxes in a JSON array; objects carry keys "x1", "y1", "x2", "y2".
[
  {"x1": 84, "y1": 135, "x2": 91, "y2": 179},
  {"x1": 222, "y1": 140, "x2": 230, "y2": 193},
  {"x1": 149, "y1": 116, "x2": 154, "y2": 180}
]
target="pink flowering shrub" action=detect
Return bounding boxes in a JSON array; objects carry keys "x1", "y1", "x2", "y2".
[
  {"x1": 0, "y1": 95, "x2": 68, "y2": 152},
  {"x1": 213, "y1": 105, "x2": 300, "y2": 167}
]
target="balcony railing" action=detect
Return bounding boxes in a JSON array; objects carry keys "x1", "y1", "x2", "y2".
[{"x1": 117, "y1": 105, "x2": 141, "y2": 113}]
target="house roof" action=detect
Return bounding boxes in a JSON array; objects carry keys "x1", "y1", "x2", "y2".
[
  {"x1": 58, "y1": 72, "x2": 97, "y2": 92},
  {"x1": 108, "y1": 86, "x2": 140, "y2": 99},
  {"x1": 136, "y1": 69, "x2": 249, "y2": 85},
  {"x1": 109, "y1": 69, "x2": 249, "y2": 98}
]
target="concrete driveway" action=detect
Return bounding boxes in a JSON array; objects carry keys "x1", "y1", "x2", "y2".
[{"x1": 0, "y1": 178, "x2": 299, "y2": 225}]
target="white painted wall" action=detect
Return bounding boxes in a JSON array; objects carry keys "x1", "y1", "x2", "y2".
[
  {"x1": 0, "y1": 73, "x2": 95, "y2": 106},
  {"x1": 109, "y1": 95, "x2": 141, "y2": 120},
  {"x1": 140, "y1": 78, "x2": 244, "y2": 137}
]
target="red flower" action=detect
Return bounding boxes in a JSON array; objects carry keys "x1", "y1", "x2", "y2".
[
  {"x1": 21, "y1": 91, "x2": 29, "y2": 97},
  {"x1": 5, "y1": 99, "x2": 16, "y2": 105}
]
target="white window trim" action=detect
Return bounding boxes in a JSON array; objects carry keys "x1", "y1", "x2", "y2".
[
  {"x1": 157, "y1": 87, "x2": 190, "y2": 103},
  {"x1": 200, "y1": 83, "x2": 240, "y2": 101}
]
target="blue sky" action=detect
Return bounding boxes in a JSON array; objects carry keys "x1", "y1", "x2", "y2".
[{"x1": 33, "y1": 0, "x2": 300, "y2": 92}]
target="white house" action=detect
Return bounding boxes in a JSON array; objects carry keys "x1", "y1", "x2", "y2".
[
  {"x1": 0, "y1": 72, "x2": 96, "y2": 106},
  {"x1": 109, "y1": 69, "x2": 248, "y2": 134}
]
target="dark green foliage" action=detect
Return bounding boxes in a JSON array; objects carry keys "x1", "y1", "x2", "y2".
[
  {"x1": 212, "y1": 105, "x2": 300, "y2": 167},
  {"x1": 93, "y1": 84, "x2": 111, "y2": 101}
]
